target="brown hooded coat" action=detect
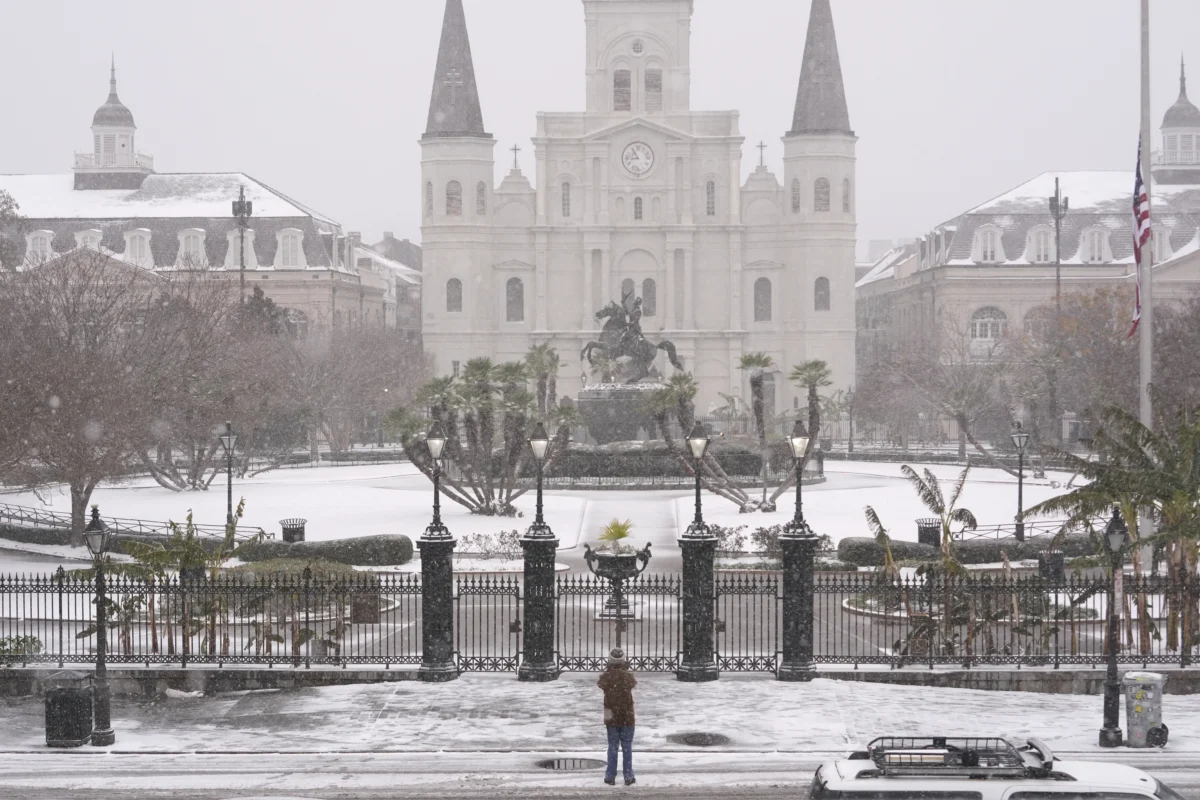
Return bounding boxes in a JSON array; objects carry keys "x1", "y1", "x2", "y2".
[{"x1": 597, "y1": 665, "x2": 637, "y2": 726}]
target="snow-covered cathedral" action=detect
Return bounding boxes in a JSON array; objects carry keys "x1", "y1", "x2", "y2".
[{"x1": 420, "y1": 0, "x2": 857, "y2": 415}]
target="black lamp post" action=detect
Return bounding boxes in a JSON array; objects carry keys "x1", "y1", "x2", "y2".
[
  {"x1": 83, "y1": 507, "x2": 115, "y2": 747},
  {"x1": 684, "y1": 422, "x2": 711, "y2": 537},
  {"x1": 425, "y1": 423, "x2": 449, "y2": 539},
  {"x1": 526, "y1": 422, "x2": 552, "y2": 538},
  {"x1": 218, "y1": 421, "x2": 237, "y2": 528},
  {"x1": 1010, "y1": 421, "x2": 1030, "y2": 542},
  {"x1": 232, "y1": 186, "x2": 253, "y2": 304},
  {"x1": 846, "y1": 388, "x2": 855, "y2": 456},
  {"x1": 1100, "y1": 506, "x2": 1128, "y2": 748},
  {"x1": 785, "y1": 419, "x2": 811, "y2": 536}
]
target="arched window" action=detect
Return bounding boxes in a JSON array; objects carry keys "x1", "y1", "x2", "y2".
[
  {"x1": 645, "y1": 68, "x2": 663, "y2": 113},
  {"x1": 814, "y1": 277, "x2": 831, "y2": 311},
  {"x1": 842, "y1": 178, "x2": 852, "y2": 212},
  {"x1": 425, "y1": 182, "x2": 433, "y2": 218},
  {"x1": 27, "y1": 231, "x2": 51, "y2": 262},
  {"x1": 561, "y1": 182, "x2": 572, "y2": 218},
  {"x1": 791, "y1": 179, "x2": 801, "y2": 213},
  {"x1": 1083, "y1": 228, "x2": 1108, "y2": 263},
  {"x1": 279, "y1": 231, "x2": 301, "y2": 268},
  {"x1": 753, "y1": 277, "x2": 772, "y2": 322},
  {"x1": 446, "y1": 181, "x2": 462, "y2": 216},
  {"x1": 446, "y1": 278, "x2": 463, "y2": 313},
  {"x1": 642, "y1": 278, "x2": 657, "y2": 316},
  {"x1": 814, "y1": 178, "x2": 831, "y2": 212},
  {"x1": 977, "y1": 228, "x2": 1002, "y2": 263},
  {"x1": 614, "y1": 69, "x2": 632, "y2": 111},
  {"x1": 970, "y1": 307, "x2": 1008, "y2": 341},
  {"x1": 1029, "y1": 228, "x2": 1053, "y2": 263},
  {"x1": 1023, "y1": 306, "x2": 1054, "y2": 338},
  {"x1": 633, "y1": 197, "x2": 643, "y2": 221},
  {"x1": 506, "y1": 277, "x2": 525, "y2": 322},
  {"x1": 1152, "y1": 227, "x2": 1171, "y2": 263},
  {"x1": 705, "y1": 181, "x2": 716, "y2": 216},
  {"x1": 621, "y1": 278, "x2": 636, "y2": 307},
  {"x1": 476, "y1": 181, "x2": 487, "y2": 215}
]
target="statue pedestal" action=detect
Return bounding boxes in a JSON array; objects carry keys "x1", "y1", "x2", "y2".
[{"x1": 578, "y1": 383, "x2": 660, "y2": 444}]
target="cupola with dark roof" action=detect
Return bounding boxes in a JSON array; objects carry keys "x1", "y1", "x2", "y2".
[
  {"x1": 73, "y1": 57, "x2": 154, "y2": 191},
  {"x1": 788, "y1": 0, "x2": 853, "y2": 136},
  {"x1": 1163, "y1": 57, "x2": 1200, "y2": 129},
  {"x1": 424, "y1": 0, "x2": 490, "y2": 139}
]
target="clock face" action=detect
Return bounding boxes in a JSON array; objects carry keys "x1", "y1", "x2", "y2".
[{"x1": 622, "y1": 142, "x2": 655, "y2": 176}]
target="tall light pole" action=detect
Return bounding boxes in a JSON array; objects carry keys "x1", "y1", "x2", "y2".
[
  {"x1": 218, "y1": 421, "x2": 237, "y2": 528},
  {"x1": 519, "y1": 421, "x2": 559, "y2": 681},
  {"x1": 1010, "y1": 421, "x2": 1030, "y2": 542},
  {"x1": 83, "y1": 507, "x2": 115, "y2": 747},
  {"x1": 684, "y1": 422, "x2": 711, "y2": 537},
  {"x1": 1048, "y1": 180, "x2": 1069, "y2": 445},
  {"x1": 785, "y1": 420, "x2": 811, "y2": 536},
  {"x1": 1100, "y1": 506, "x2": 1128, "y2": 748},
  {"x1": 232, "y1": 186, "x2": 253, "y2": 304}
]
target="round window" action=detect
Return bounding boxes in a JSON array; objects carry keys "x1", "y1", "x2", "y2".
[{"x1": 632, "y1": 39, "x2": 644, "y2": 55}]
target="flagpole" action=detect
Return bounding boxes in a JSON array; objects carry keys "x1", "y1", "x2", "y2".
[{"x1": 1139, "y1": 0, "x2": 1153, "y2": 429}]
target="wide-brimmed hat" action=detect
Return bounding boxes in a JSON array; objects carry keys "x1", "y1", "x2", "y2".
[{"x1": 608, "y1": 647, "x2": 627, "y2": 667}]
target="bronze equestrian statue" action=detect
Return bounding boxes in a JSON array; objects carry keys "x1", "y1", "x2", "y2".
[{"x1": 580, "y1": 295, "x2": 683, "y2": 383}]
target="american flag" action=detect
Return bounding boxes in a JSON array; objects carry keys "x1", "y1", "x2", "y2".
[{"x1": 1129, "y1": 136, "x2": 1151, "y2": 338}]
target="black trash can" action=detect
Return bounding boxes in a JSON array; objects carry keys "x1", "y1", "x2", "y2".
[
  {"x1": 1038, "y1": 550, "x2": 1066, "y2": 581},
  {"x1": 916, "y1": 518, "x2": 941, "y2": 549},
  {"x1": 280, "y1": 518, "x2": 307, "y2": 544},
  {"x1": 44, "y1": 671, "x2": 93, "y2": 748}
]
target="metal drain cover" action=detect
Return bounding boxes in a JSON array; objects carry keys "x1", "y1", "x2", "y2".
[
  {"x1": 667, "y1": 732, "x2": 731, "y2": 747},
  {"x1": 536, "y1": 757, "x2": 607, "y2": 771}
]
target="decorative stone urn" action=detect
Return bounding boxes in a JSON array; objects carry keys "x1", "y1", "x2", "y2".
[{"x1": 583, "y1": 542, "x2": 652, "y2": 620}]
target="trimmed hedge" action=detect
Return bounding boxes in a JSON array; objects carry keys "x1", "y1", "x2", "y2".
[
  {"x1": 837, "y1": 533, "x2": 1097, "y2": 567},
  {"x1": 0, "y1": 524, "x2": 71, "y2": 546},
  {"x1": 539, "y1": 441, "x2": 771, "y2": 479},
  {"x1": 235, "y1": 534, "x2": 413, "y2": 567},
  {"x1": 228, "y1": 558, "x2": 362, "y2": 579}
]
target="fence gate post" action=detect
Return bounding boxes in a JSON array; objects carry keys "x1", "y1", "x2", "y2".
[
  {"x1": 778, "y1": 531, "x2": 818, "y2": 681},
  {"x1": 676, "y1": 532, "x2": 719, "y2": 682},
  {"x1": 418, "y1": 532, "x2": 458, "y2": 682},
  {"x1": 518, "y1": 532, "x2": 560, "y2": 681}
]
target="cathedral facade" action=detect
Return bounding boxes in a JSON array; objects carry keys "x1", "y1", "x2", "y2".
[{"x1": 420, "y1": 0, "x2": 857, "y2": 414}]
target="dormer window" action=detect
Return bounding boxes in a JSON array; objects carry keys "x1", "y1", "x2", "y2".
[
  {"x1": 125, "y1": 229, "x2": 152, "y2": 266},
  {"x1": 26, "y1": 231, "x2": 53, "y2": 263},
  {"x1": 975, "y1": 227, "x2": 1004, "y2": 263},
  {"x1": 276, "y1": 228, "x2": 305, "y2": 269},
  {"x1": 176, "y1": 228, "x2": 206, "y2": 267},
  {"x1": 1082, "y1": 228, "x2": 1109, "y2": 263},
  {"x1": 74, "y1": 229, "x2": 103, "y2": 250},
  {"x1": 223, "y1": 229, "x2": 258, "y2": 270},
  {"x1": 1027, "y1": 227, "x2": 1054, "y2": 263},
  {"x1": 1152, "y1": 227, "x2": 1171, "y2": 263}
]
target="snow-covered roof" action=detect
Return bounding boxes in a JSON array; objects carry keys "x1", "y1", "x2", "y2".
[
  {"x1": 855, "y1": 245, "x2": 913, "y2": 288},
  {"x1": 0, "y1": 172, "x2": 337, "y2": 224},
  {"x1": 352, "y1": 245, "x2": 421, "y2": 286},
  {"x1": 968, "y1": 171, "x2": 1200, "y2": 215}
]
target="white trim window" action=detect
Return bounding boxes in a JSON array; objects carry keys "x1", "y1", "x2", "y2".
[
  {"x1": 26, "y1": 231, "x2": 53, "y2": 264},
  {"x1": 975, "y1": 227, "x2": 1004, "y2": 263},
  {"x1": 74, "y1": 229, "x2": 103, "y2": 250},
  {"x1": 124, "y1": 229, "x2": 153, "y2": 267},
  {"x1": 1151, "y1": 227, "x2": 1171, "y2": 263},
  {"x1": 276, "y1": 228, "x2": 304, "y2": 269},
  {"x1": 1028, "y1": 227, "x2": 1053, "y2": 263},
  {"x1": 176, "y1": 228, "x2": 207, "y2": 268},
  {"x1": 1082, "y1": 228, "x2": 1109, "y2": 263},
  {"x1": 970, "y1": 306, "x2": 1008, "y2": 341},
  {"x1": 223, "y1": 229, "x2": 258, "y2": 270}
]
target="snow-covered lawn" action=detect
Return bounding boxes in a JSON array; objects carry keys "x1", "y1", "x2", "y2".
[{"x1": 682, "y1": 461, "x2": 1077, "y2": 544}]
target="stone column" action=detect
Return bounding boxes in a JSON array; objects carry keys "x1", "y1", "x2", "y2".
[
  {"x1": 676, "y1": 532, "x2": 719, "y2": 682},
  {"x1": 518, "y1": 533, "x2": 560, "y2": 681},
  {"x1": 777, "y1": 531, "x2": 818, "y2": 681},
  {"x1": 418, "y1": 534, "x2": 458, "y2": 682},
  {"x1": 682, "y1": 248, "x2": 695, "y2": 329},
  {"x1": 601, "y1": 249, "x2": 613, "y2": 306}
]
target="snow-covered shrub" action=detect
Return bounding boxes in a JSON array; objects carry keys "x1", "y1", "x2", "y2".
[
  {"x1": 236, "y1": 534, "x2": 413, "y2": 567},
  {"x1": 457, "y1": 530, "x2": 522, "y2": 560}
]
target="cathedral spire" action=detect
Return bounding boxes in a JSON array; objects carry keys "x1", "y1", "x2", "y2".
[
  {"x1": 1181, "y1": 55, "x2": 1189, "y2": 101},
  {"x1": 789, "y1": 0, "x2": 852, "y2": 136},
  {"x1": 424, "y1": 0, "x2": 489, "y2": 139}
]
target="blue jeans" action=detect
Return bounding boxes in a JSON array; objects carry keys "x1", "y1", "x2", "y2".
[{"x1": 606, "y1": 725, "x2": 635, "y2": 782}]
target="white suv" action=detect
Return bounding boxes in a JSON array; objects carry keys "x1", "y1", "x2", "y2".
[{"x1": 809, "y1": 737, "x2": 1184, "y2": 800}]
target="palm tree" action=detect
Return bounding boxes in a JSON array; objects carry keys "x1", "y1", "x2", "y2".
[
  {"x1": 525, "y1": 343, "x2": 560, "y2": 415},
  {"x1": 790, "y1": 360, "x2": 833, "y2": 448},
  {"x1": 902, "y1": 464, "x2": 978, "y2": 567},
  {"x1": 739, "y1": 352, "x2": 776, "y2": 504}
]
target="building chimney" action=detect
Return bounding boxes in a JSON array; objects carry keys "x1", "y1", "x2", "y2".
[{"x1": 384, "y1": 231, "x2": 395, "y2": 241}]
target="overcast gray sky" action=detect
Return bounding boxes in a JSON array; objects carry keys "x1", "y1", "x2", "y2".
[{"x1": 1, "y1": 0, "x2": 1197, "y2": 257}]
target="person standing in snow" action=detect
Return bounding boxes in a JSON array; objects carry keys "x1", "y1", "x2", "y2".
[{"x1": 597, "y1": 647, "x2": 637, "y2": 786}]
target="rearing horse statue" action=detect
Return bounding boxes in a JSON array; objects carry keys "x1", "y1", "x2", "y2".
[{"x1": 580, "y1": 297, "x2": 684, "y2": 383}]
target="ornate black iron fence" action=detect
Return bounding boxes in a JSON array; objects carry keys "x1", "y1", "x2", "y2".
[
  {"x1": 814, "y1": 572, "x2": 1200, "y2": 669},
  {"x1": 714, "y1": 572, "x2": 780, "y2": 672},
  {"x1": 555, "y1": 574, "x2": 681, "y2": 671},
  {"x1": 454, "y1": 574, "x2": 521, "y2": 672}
]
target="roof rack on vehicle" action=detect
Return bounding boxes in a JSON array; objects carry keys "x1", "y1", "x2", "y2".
[{"x1": 864, "y1": 737, "x2": 1054, "y2": 779}]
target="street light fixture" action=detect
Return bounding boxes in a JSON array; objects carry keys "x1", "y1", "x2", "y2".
[
  {"x1": 83, "y1": 506, "x2": 115, "y2": 747},
  {"x1": 1010, "y1": 421, "x2": 1030, "y2": 542},
  {"x1": 684, "y1": 422, "x2": 711, "y2": 537},
  {"x1": 1100, "y1": 506, "x2": 1128, "y2": 748},
  {"x1": 527, "y1": 422, "x2": 552, "y2": 538},
  {"x1": 425, "y1": 423, "x2": 450, "y2": 538},
  {"x1": 785, "y1": 419, "x2": 812, "y2": 536},
  {"x1": 218, "y1": 421, "x2": 237, "y2": 528}
]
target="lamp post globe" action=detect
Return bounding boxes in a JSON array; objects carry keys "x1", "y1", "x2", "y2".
[
  {"x1": 1010, "y1": 421, "x2": 1030, "y2": 541},
  {"x1": 684, "y1": 422, "x2": 711, "y2": 537},
  {"x1": 84, "y1": 506, "x2": 115, "y2": 746},
  {"x1": 527, "y1": 422, "x2": 552, "y2": 538},
  {"x1": 1099, "y1": 506, "x2": 1128, "y2": 748}
]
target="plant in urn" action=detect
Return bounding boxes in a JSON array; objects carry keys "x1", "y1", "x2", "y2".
[{"x1": 584, "y1": 519, "x2": 651, "y2": 627}]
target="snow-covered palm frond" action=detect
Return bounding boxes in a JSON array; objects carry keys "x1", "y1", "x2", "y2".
[
  {"x1": 948, "y1": 466, "x2": 971, "y2": 510},
  {"x1": 950, "y1": 507, "x2": 978, "y2": 531},
  {"x1": 901, "y1": 465, "x2": 942, "y2": 514},
  {"x1": 924, "y1": 468, "x2": 946, "y2": 513}
]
